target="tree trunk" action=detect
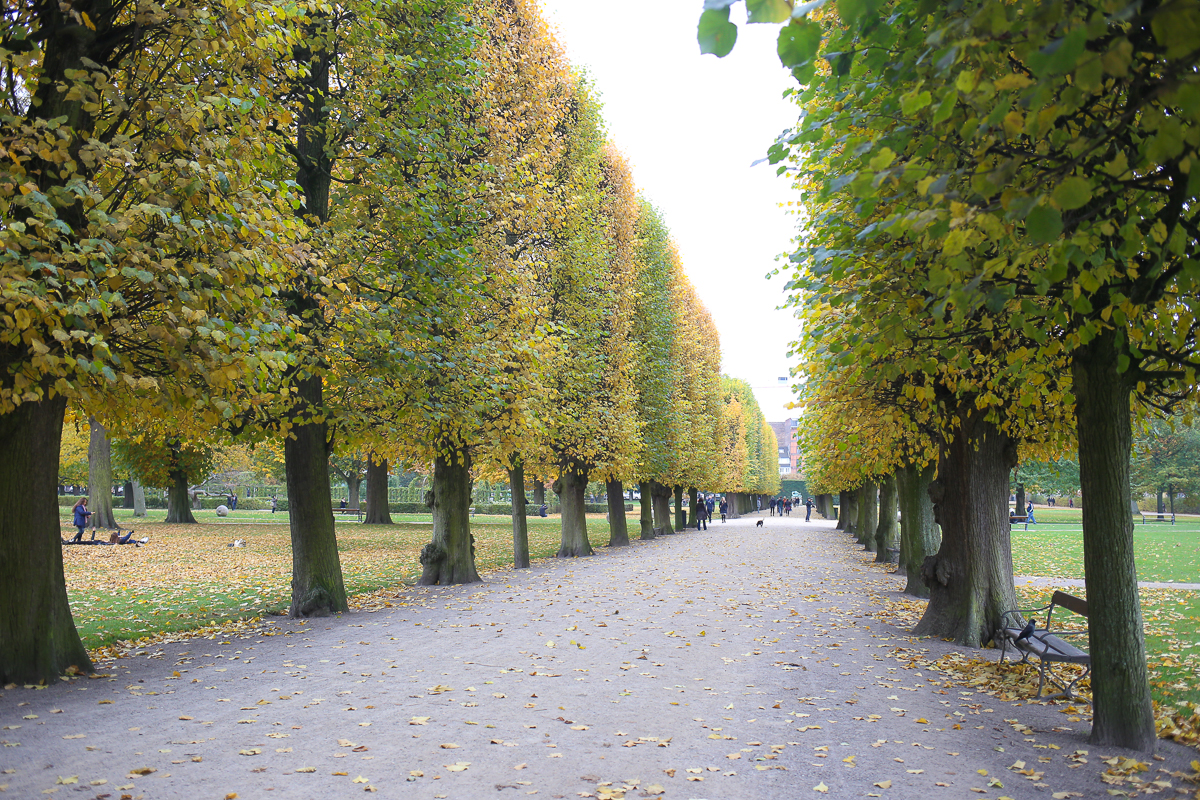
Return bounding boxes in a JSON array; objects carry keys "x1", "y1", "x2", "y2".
[
  {"x1": 1014, "y1": 481, "x2": 1026, "y2": 518},
  {"x1": 364, "y1": 454, "x2": 393, "y2": 524},
  {"x1": 0, "y1": 396, "x2": 93, "y2": 684},
  {"x1": 606, "y1": 479, "x2": 629, "y2": 547},
  {"x1": 1156, "y1": 488, "x2": 1164, "y2": 521},
  {"x1": 836, "y1": 490, "x2": 850, "y2": 529},
  {"x1": 874, "y1": 474, "x2": 898, "y2": 562},
  {"x1": 555, "y1": 467, "x2": 593, "y2": 558},
  {"x1": 639, "y1": 482, "x2": 654, "y2": 539},
  {"x1": 87, "y1": 417, "x2": 116, "y2": 529},
  {"x1": 651, "y1": 481, "x2": 674, "y2": 534},
  {"x1": 913, "y1": 410, "x2": 1018, "y2": 647},
  {"x1": 1168, "y1": 484, "x2": 1175, "y2": 518},
  {"x1": 1073, "y1": 329, "x2": 1156, "y2": 751},
  {"x1": 345, "y1": 475, "x2": 362, "y2": 510},
  {"x1": 132, "y1": 479, "x2": 146, "y2": 517},
  {"x1": 897, "y1": 462, "x2": 939, "y2": 597},
  {"x1": 123, "y1": 481, "x2": 134, "y2": 509},
  {"x1": 842, "y1": 490, "x2": 858, "y2": 534},
  {"x1": 510, "y1": 461, "x2": 530, "y2": 568},
  {"x1": 532, "y1": 479, "x2": 545, "y2": 506},
  {"x1": 687, "y1": 487, "x2": 699, "y2": 529},
  {"x1": 165, "y1": 469, "x2": 197, "y2": 524},
  {"x1": 674, "y1": 485, "x2": 685, "y2": 530},
  {"x1": 285, "y1": 375, "x2": 348, "y2": 615},
  {"x1": 726, "y1": 491, "x2": 741, "y2": 520},
  {"x1": 420, "y1": 450, "x2": 481, "y2": 584},
  {"x1": 856, "y1": 482, "x2": 878, "y2": 549}
]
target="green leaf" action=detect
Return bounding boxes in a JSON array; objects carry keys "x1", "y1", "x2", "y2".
[
  {"x1": 1027, "y1": 28, "x2": 1087, "y2": 77},
  {"x1": 778, "y1": 19, "x2": 823, "y2": 68},
  {"x1": 747, "y1": 0, "x2": 792, "y2": 23},
  {"x1": 837, "y1": 0, "x2": 883, "y2": 25},
  {"x1": 900, "y1": 90, "x2": 932, "y2": 116},
  {"x1": 1052, "y1": 177, "x2": 1092, "y2": 210},
  {"x1": 699, "y1": 8, "x2": 739, "y2": 57},
  {"x1": 1025, "y1": 205, "x2": 1063, "y2": 244},
  {"x1": 1151, "y1": 2, "x2": 1200, "y2": 59}
]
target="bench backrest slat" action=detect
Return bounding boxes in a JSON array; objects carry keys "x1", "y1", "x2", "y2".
[{"x1": 1050, "y1": 591, "x2": 1088, "y2": 618}]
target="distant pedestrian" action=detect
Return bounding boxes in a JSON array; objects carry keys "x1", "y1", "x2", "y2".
[
  {"x1": 271, "y1": 496, "x2": 278, "y2": 514},
  {"x1": 804, "y1": 497, "x2": 814, "y2": 521},
  {"x1": 719, "y1": 498, "x2": 728, "y2": 523},
  {"x1": 695, "y1": 500, "x2": 708, "y2": 531},
  {"x1": 706, "y1": 496, "x2": 715, "y2": 518},
  {"x1": 70, "y1": 498, "x2": 92, "y2": 542},
  {"x1": 769, "y1": 498, "x2": 777, "y2": 516}
]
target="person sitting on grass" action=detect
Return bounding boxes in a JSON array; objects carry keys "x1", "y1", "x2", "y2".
[{"x1": 70, "y1": 498, "x2": 92, "y2": 542}]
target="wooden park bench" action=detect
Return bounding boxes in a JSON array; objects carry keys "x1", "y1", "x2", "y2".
[{"x1": 997, "y1": 590, "x2": 1091, "y2": 702}]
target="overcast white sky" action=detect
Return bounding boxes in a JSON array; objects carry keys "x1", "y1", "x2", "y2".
[{"x1": 541, "y1": 0, "x2": 802, "y2": 422}]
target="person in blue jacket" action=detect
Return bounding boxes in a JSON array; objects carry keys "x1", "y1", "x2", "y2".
[{"x1": 70, "y1": 498, "x2": 92, "y2": 542}]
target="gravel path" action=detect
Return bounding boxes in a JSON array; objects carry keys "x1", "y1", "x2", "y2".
[{"x1": 2, "y1": 517, "x2": 1196, "y2": 799}]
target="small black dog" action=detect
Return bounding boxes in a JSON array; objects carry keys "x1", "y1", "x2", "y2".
[{"x1": 756, "y1": 519, "x2": 764, "y2": 527}]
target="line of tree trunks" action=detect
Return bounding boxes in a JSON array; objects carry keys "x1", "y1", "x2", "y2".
[
  {"x1": 509, "y1": 459, "x2": 530, "y2": 568},
  {"x1": 555, "y1": 467, "x2": 593, "y2": 557},
  {"x1": 913, "y1": 409, "x2": 1018, "y2": 647},
  {"x1": 856, "y1": 482, "x2": 879, "y2": 549},
  {"x1": 87, "y1": 417, "x2": 116, "y2": 529},
  {"x1": 123, "y1": 481, "x2": 135, "y2": 509},
  {"x1": 1013, "y1": 479, "x2": 1025, "y2": 517},
  {"x1": 687, "y1": 487, "x2": 699, "y2": 529},
  {"x1": 420, "y1": 450, "x2": 481, "y2": 585},
  {"x1": 532, "y1": 479, "x2": 545, "y2": 506},
  {"x1": 673, "y1": 485, "x2": 685, "y2": 530},
  {"x1": 1073, "y1": 329, "x2": 1155, "y2": 751},
  {"x1": 284, "y1": 375, "x2": 348, "y2": 614},
  {"x1": 639, "y1": 482, "x2": 654, "y2": 539},
  {"x1": 364, "y1": 454, "x2": 393, "y2": 525},
  {"x1": 606, "y1": 478, "x2": 629, "y2": 547},
  {"x1": 896, "y1": 462, "x2": 939, "y2": 597},
  {"x1": 841, "y1": 489, "x2": 858, "y2": 535},
  {"x1": 874, "y1": 474, "x2": 898, "y2": 562},
  {"x1": 0, "y1": 396, "x2": 93, "y2": 684}
]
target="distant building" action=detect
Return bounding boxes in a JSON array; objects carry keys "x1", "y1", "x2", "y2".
[{"x1": 767, "y1": 418, "x2": 802, "y2": 477}]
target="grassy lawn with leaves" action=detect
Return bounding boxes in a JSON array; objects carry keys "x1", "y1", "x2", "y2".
[{"x1": 61, "y1": 508, "x2": 618, "y2": 655}]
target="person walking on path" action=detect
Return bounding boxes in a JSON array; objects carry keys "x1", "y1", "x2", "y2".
[
  {"x1": 70, "y1": 498, "x2": 92, "y2": 542},
  {"x1": 706, "y1": 495, "x2": 715, "y2": 519},
  {"x1": 270, "y1": 496, "x2": 278, "y2": 514},
  {"x1": 719, "y1": 498, "x2": 728, "y2": 523},
  {"x1": 695, "y1": 499, "x2": 709, "y2": 530},
  {"x1": 805, "y1": 496, "x2": 814, "y2": 521},
  {"x1": 769, "y1": 498, "x2": 777, "y2": 516}
]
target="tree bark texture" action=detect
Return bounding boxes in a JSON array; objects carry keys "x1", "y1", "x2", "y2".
[
  {"x1": 509, "y1": 461, "x2": 530, "y2": 568},
  {"x1": 842, "y1": 490, "x2": 858, "y2": 534},
  {"x1": 651, "y1": 481, "x2": 674, "y2": 534},
  {"x1": 856, "y1": 482, "x2": 879, "y2": 549},
  {"x1": 165, "y1": 469, "x2": 197, "y2": 524},
  {"x1": 874, "y1": 474, "x2": 898, "y2": 562},
  {"x1": 674, "y1": 485, "x2": 685, "y2": 530},
  {"x1": 638, "y1": 482, "x2": 655, "y2": 540},
  {"x1": 345, "y1": 475, "x2": 362, "y2": 510},
  {"x1": 87, "y1": 417, "x2": 116, "y2": 529},
  {"x1": 1014, "y1": 482, "x2": 1026, "y2": 517},
  {"x1": 420, "y1": 451, "x2": 481, "y2": 585},
  {"x1": 606, "y1": 479, "x2": 629, "y2": 547},
  {"x1": 132, "y1": 479, "x2": 146, "y2": 517},
  {"x1": 726, "y1": 491, "x2": 741, "y2": 520},
  {"x1": 364, "y1": 454, "x2": 393, "y2": 525},
  {"x1": 555, "y1": 467, "x2": 593, "y2": 558},
  {"x1": 687, "y1": 487, "x2": 699, "y2": 529},
  {"x1": 836, "y1": 490, "x2": 850, "y2": 529},
  {"x1": 913, "y1": 412, "x2": 1018, "y2": 647},
  {"x1": 285, "y1": 375, "x2": 348, "y2": 615},
  {"x1": 896, "y1": 462, "x2": 939, "y2": 597},
  {"x1": 123, "y1": 481, "x2": 134, "y2": 509},
  {"x1": 1073, "y1": 329, "x2": 1156, "y2": 751},
  {"x1": 532, "y1": 480, "x2": 545, "y2": 506},
  {"x1": 0, "y1": 396, "x2": 92, "y2": 683}
]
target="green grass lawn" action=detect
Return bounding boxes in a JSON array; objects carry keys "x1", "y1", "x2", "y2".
[
  {"x1": 62, "y1": 508, "x2": 620, "y2": 655},
  {"x1": 1006, "y1": 507, "x2": 1200, "y2": 709}
]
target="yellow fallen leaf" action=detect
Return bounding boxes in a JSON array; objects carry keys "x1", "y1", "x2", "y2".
[
  {"x1": 874, "y1": 780, "x2": 892, "y2": 789},
  {"x1": 686, "y1": 768, "x2": 702, "y2": 774},
  {"x1": 55, "y1": 777, "x2": 78, "y2": 785},
  {"x1": 352, "y1": 776, "x2": 369, "y2": 784},
  {"x1": 410, "y1": 770, "x2": 424, "y2": 777},
  {"x1": 296, "y1": 767, "x2": 317, "y2": 773},
  {"x1": 225, "y1": 794, "x2": 238, "y2": 800},
  {"x1": 332, "y1": 771, "x2": 348, "y2": 776},
  {"x1": 178, "y1": 716, "x2": 193, "y2": 721},
  {"x1": 445, "y1": 762, "x2": 470, "y2": 772},
  {"x1": 440, "y1": 743, "x2": 459, "y2": 749},
  {"x1": 814, "y1": 782, "x2": 829, "y2": 793},
  {"x1": 409, "y1": 717, "x2": 430, "y2": 725},
  {"x1": 916, "y1": 718, "x2": 929, "y2": 724},
  {"x1": 977, "y1": 769, "x2": 989, "y2": 776}
]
